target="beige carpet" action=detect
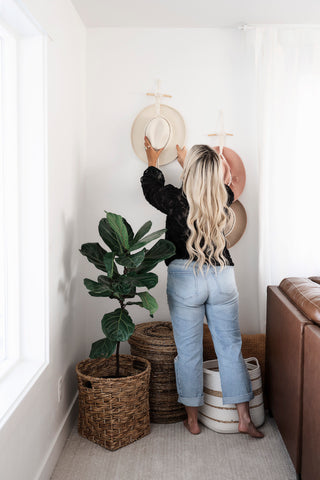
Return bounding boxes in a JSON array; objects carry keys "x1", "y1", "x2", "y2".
[{"x1": 51, "y1": 412, "x2": 297, "y2": 480}]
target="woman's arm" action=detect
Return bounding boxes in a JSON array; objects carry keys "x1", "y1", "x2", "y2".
[
  {"x1": 176, "y1": 144, "x2": 187, "y2": 167},
  {"x1": 140, "y1": 137, "x2": 180, "y2": 215},
  {"x1": 144, "y1": 136, "x2": 164, "y2": 167},
  {"x1": 140, "y1": 166, "x2": 180, "y2": 215}
]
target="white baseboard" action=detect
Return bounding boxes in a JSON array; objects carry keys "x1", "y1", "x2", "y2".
[{"x1": 35, "y1": 392, "x2": 79, "y2": 480}]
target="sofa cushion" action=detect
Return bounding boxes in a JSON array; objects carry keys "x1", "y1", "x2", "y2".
[
  {"x1": 279, "y1": 277, "x2": 320, "y2": 325},
  {"x1": 309, "y1": 276, "x2": 320, "y2": 285}
]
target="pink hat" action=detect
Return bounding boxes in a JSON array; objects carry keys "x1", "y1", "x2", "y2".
[{"x1": 213, "y1": 146, "x2": 246, "y2": 201}]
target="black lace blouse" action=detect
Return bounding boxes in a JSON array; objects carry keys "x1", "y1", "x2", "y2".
[{"x1": 140, "y1": 166, "x2": 235, "y2": 267}]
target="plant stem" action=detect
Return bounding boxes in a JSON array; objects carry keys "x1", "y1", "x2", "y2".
[
  {"x1": 116, "y1": 297, "x2": 125, "y2": 377},
  {"x1": 116, "y1": 341, "x2": 120, "y2": 377}
]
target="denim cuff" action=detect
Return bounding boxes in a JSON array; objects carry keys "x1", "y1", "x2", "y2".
[
  {"x1": 178, "y1": 395, "x2": 204, "y2": 407},
  {"x1": 222, "y1": 391, "x2": 254, "y2": 405}
]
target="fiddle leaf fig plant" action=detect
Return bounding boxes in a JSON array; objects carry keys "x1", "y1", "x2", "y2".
[{"x1": 80, "y1": 211, "x2": 176, "y2": 377}]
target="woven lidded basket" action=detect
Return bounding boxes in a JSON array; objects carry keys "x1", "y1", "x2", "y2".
[
  {"x1": 128, "y1": 321, "x2": 187, "y2": 423},
  {"x1": 76, "y1": 354, "x2": 151, "y2": 451},
  {"x1": 199, "y1": 357, "x2": 265, "y2": 433}
]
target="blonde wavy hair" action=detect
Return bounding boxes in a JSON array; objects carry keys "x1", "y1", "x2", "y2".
[{"x1": 181, "y1": 145, "x2": 231, "y2": 276}]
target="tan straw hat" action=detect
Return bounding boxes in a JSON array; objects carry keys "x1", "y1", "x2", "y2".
[
  {"x1": 224, "y1": 200, "x2": 247, "y2": 248},
  {"x1": 131, "y1": 104, "x2": 186, "y2": 166}
]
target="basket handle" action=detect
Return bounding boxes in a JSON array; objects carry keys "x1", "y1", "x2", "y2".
[
  {"x1": 82, "y1": 380, "x2": 92, "y2": 389},
  {"x1": 244, "y1": 357, "x2": 259, "y2": 368}
]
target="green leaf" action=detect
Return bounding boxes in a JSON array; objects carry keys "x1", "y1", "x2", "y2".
[
  {"x1": 84, "y1": 278, "x2": 113, "y2": 297},
  {"x1": 137, "y1": 291, "x2": 158, "y2": 316},
  {"x1": 98, "y1": 275, "x2": 133, "y2": 299},
  {"x1": 103, "y1": 252, "x2": 115, "y2": 278},
  {"x1": 133, "y1": 220, "x2": 152, "y2": 243},
  {"x1": 125, "y1": 301, "x2": 144, "y2": 307},
  {"x1": 84, "y1": 278, "x2": 100, "y2": 290},
  {"x1": 80, "y1": 243, "x2": 108, "y2": 272},
  {"x1": 116, "y1": 249, "x2": 146, "y2": 268},
  {"x1": 118, "y1": 278, "x2": 136, "y2": 296},
  {"x1": 113, "y1": 277, "x2": 136, "y2": 297},
  {"x1": 122, "y1": 217, "x2": 134, "y2": 244},
  {"x1": 101, "y1": 308, "x2": 135, "y2": 342},
  {"x1": 89, "y1": 337, "x2": 117, "y2": 359},
  {"x1": 136, "y1": 239, "x2": 176, "y2": 273},
  {"x1": 129, "y1": 228, "x2": 167, "y2": 251},
  {"x1": 97, "y1": 275, "x2": 113, "y2": 287},
  {"x1": 106, "y1": 212, "x2": 130, "y2": 250},
  {"x1": 99, "y1": 218, "x2": 123, "y2": 254},
  {"x1": 126, "y1": 271, "x2": 158, "y2": 289}
]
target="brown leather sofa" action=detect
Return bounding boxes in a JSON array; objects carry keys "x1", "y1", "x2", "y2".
[{"x1": 266, "y1": 276, "x2": 320, "y2": 480}]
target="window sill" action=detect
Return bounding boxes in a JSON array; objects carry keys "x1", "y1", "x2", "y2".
[{"x1": 0, "y1": 358, "x2": 48, "y2": 429}]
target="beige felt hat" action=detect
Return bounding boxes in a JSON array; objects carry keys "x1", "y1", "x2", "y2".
[
  {"x1": 224, "y1": 200, "x2": 247, "y2": 248},
  {"x1": 131, "y1": 104, "x2": 186, "y2": 166}
]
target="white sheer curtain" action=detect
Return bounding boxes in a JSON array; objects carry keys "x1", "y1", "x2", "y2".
[{"x1": 252, "y1": 26, "x2": 320, "y2": 331}]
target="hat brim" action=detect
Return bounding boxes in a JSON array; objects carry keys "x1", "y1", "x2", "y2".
[
  {"x1": 225, "y1": 200, "x2": 247, "y2": 248},
  {"x1": 131, "y1": 104, "x2": 186, "y2": 166}
]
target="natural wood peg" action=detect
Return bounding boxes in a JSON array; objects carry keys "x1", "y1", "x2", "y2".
[
  {"x1": 208, "y1": 133, "x2": 233, "y2": 136},
  {"x1": 146, "y1": 92, "x2": 172, "y2": 98}
]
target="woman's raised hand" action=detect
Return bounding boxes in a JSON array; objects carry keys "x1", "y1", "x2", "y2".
[
  {"x1": 176, "y1": 144, "x2": 187, "y2": 168},
  {"x1": 144, "y1": 136, "x2": 164, "y2": 167}
]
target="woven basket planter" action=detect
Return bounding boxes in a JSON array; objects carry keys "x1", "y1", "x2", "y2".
[
  {"x1": 128, "y1": 321, "x2": 187, "y2": 424},
  {"x1": 199, "y1": 357, "x2": 265, "y2": 433},
  {"x1": 76, "y1": 354, "x2": 151, "y2": 451},
  {"x1": 203, "y1": 323, "x2": 267, "y2": 409}
]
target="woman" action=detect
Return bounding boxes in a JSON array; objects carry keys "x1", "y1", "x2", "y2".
[{"x1": 140, "y1": 136, "x2": 264, "y2": 439}]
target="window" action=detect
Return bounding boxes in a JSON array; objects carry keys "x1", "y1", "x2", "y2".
[
  {"x1": 0, "y1": 0, "x2": 48, "y2": 427},
  {"x1": 0, "y1": 19, "x2": 20, "y2": 377}
]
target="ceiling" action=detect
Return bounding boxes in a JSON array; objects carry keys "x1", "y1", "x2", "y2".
[{"x1": 71, "y1": 0, "x2": 320, "y2": 28}]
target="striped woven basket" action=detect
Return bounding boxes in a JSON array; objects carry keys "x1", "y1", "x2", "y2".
[
  {"x1": 198, "y1": 357, "x2": 265, "y2": 433},
  {"x1": 202, "y1": 324, "x2": 268, "y2": 410}
]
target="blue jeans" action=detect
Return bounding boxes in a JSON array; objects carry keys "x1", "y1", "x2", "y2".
[{"x1": 166, "y1": 259, "x2": 254, "y2": 407}]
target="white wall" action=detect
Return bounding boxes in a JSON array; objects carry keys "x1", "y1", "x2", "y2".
[
  {"x1": 84, "y1": 25, "x2": 260, "y2": 365},
  {"x1": 0, "y1": 1, "x2": 86, "y2": 479},
  {"x1": 0, "y1": 20, "x2": 260, "y2": 480}
]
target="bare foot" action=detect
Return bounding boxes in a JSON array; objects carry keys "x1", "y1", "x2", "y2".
[
  {"x1": 238, "y1": 419, "x2": 264, "y2": 438},
  {"x1": 183, "y1": 418, "x2": 201, "y2": 435}
]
